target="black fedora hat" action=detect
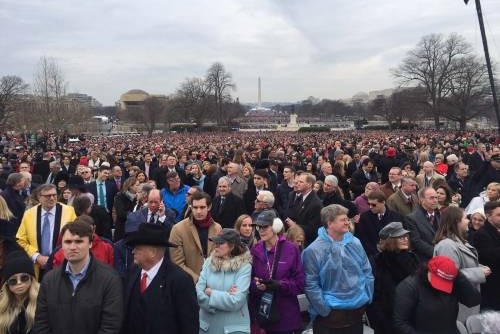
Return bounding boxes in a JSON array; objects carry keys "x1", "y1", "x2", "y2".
[
  {"x1": 68, "y1": 175, "x2": 86, "y2": 191},
  {"x1": 124, "y1": 223, "x2": 177, "y2": 248}
]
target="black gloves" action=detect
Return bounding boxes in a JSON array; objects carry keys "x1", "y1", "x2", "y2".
[{"x1": 264, "y1": 279, "x2": 281, "y2": 291}]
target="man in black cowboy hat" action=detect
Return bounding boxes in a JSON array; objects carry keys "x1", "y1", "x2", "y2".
[{"x1": 123, "y1": 224, "x2": 199, "y2": 334}]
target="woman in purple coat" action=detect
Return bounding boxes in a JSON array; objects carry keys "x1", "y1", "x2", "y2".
[{"x1": 250, "y1": 210, "x2": 305, "y2": 334}]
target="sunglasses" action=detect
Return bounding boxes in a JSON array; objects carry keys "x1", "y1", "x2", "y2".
[
  {"x1": 255, "y1": 225, "x2": 271, "y2": 231},
  {"x1": 7, "y1": 274, "x2": 31, "y2": 286}
]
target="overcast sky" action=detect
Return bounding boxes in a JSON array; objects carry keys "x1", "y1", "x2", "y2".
[{"x1": 2, "y1": 0, "x2": 500, "y2": 106}]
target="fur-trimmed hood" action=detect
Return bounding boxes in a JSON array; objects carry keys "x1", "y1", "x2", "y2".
[{"x1": 210, "y1": 250, "x2": 252, "y2": 272}]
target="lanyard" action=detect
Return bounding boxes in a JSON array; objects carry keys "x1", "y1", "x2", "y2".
[{"x1": 263, "y1": 243, "x2": 277, "y2": 280}]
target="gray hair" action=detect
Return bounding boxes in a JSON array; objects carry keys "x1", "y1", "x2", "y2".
[
  {"x1": 321, "y1": 204, "x2": 349, "y2": 228},
  {"x1": 324, "y1": 175, "x2": 338, "y2": 187},
  {"x1": 258, "y1": 190, "x2": 275, "y2": 206},
  {"x1": 138, "y1": 183, "x2": 154, "y2": 196},
  {"x1": 49, "y1": 160, "x2": 60, "y2": 168},
  {"x1": 19, "y1": 171, "x2": 32, "y2": 182},
  {"x1": 401, "y1": 176, "x2": 416, "y2": 185},
  {"x1": 218, "y1": 176, "x2": 232, "y2": 187},
  {"x1": 6, "y1": 172, "x2": 25, "y2": 187}
]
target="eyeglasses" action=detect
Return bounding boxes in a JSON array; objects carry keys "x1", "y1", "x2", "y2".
[
  {"x1": 40, "y1": 193, "x2": 57, "y2": 198},
  {"x1": 398, "y1": 235, "x2": 409, "y2": 240},
  {"x1": 7, "y1": 274, "x2": 31, "y2": 286},
  {"x1": 368, "y1": 203, "x2": 378, "y2": 207},
  {"x1": 255, "y1": 225, "x2": 271, "y2": 231}
]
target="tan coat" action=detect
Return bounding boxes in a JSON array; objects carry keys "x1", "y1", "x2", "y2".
[
  {"x1": 169, "y1": 217, "x2": 222, "y2": 282},
  {"x1": 415, "y1": 172, "x2": 444, "y2": 189},
  {"x1": 386, "y1": 190, "x2": 418, "y2": 216}
]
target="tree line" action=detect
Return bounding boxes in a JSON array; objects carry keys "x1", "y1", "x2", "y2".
[{"x1": 1, "y1": 32, "x2": 497, "y2": 133}]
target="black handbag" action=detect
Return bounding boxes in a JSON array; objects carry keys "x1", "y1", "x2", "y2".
[{"x1": 256, "y1": 241, "x2": 283, "y2": 328}]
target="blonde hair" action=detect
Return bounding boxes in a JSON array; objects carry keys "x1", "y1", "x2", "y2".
[
  {"x1": 0, "y1": 278, "x2": 39, "y2": 333},
  {"x1": 286, "y1": 225, "x2": 305, "y2": 250},
  {"x1": 0, "y1": 196, "x2": 14, "y2": 220}
]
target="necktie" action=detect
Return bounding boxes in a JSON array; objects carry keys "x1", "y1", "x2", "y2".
[
  {"x1": 218, "y1": 196, "x2": 225, "y2": 214},
  {"x1": 98, "y1": 183, "x2": 106, "y2": 210},
  {"x1": 41, "y1": 212, "x2": 51, "y2": 256},
  {"x1": 378, "y1": 213, "x2": 383, "y2": 221},
  {"x1": 428, "y1": 213, "x2": 438, "y2": 230},
  {"x1": 295, "y1": 194, "x2": 303, "y2": 206},
  {"x1": 116, "y1": 179, "x2": 121, "y2": 190},
  {"x1": 149, "y1": 213, "x2": 156, "y2": 224},
  {"x1": 394, "y1": 185, "x2": 399, "y2": 192},
  {"x1": 140, "y1": 272, "x2": 148, "y2": 294}
]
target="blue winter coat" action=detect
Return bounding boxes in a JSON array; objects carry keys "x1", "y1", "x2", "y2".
[
  {"x1": 160, "y1": 185, "x2": 189, "y2": 222},
  {"x1": 196, "y1": 251, "x2": 252, "y2": 334},
  {"x1": 302, "y1": 227, "x2": 374, "y2": 318}
]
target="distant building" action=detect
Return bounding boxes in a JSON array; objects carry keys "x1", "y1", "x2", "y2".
[{"x1": 66, "y1": 93, "x2": 102, "y2": 113}]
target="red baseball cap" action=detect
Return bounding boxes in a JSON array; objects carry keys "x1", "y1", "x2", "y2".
[{"x1": 428, "y1": 256, "x2": 458, "y2": 294}]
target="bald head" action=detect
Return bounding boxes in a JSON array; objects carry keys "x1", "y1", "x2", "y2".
[
  {"x1": 147, "y1": 189, "x2": 162, "y2": 213},
  {"x1": 423, "y1": 161, "x2": 434, "y2": 175}
]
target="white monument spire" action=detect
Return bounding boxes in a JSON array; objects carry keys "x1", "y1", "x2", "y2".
[{"x1": 258, "y1": 77, "x2": 262, "y2": 108}]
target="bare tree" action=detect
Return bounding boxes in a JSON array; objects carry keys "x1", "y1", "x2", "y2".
[
  {"x1": 206, "y1": 62, "x2": 235, "y2": 125},
  {"x1": 33, "y1": 56, "x2": 68, "y2": 131},
  {"x1": 392, "y1": 33, "x2": 471, "y2": 129},
  {"x1": 0, "y1": 75, "x2": 28, "y2": 131},
  {"x1": 142, "y1": 96, "x2": 168, "y2": 135},
  {"x1": 174, "y1": 77, "x2": 213, "y2": 124},
  {"x1": 441, "y1": 55, "x2": 491, "y2": 129}
]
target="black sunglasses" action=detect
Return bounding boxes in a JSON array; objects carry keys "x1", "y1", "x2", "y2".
[{"x1": 7, "y1": 274, "x2": 31, "y2": 286}]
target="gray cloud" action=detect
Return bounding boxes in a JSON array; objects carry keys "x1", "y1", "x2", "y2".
[{"x1": 1, "y1": 0, "x2": 499, "y2": 105}]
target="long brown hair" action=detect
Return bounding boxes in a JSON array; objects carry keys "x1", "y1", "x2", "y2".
[{"x1": 433, "y1": 206, "x2": 467, "y2": 244}]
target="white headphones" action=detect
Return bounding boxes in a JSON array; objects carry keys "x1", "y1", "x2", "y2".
[{"x1": 272, "y1": 217, "x2": 284, "y2": 234}]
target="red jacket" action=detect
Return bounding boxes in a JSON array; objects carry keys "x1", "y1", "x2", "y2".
[{"x1": 52, "y1": 234, "x2": 114, "y2": 268}]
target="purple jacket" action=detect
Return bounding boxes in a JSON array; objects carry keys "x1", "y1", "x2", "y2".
[{"x1": 250, "y1": 236, "x2": 305, "y2": 331}]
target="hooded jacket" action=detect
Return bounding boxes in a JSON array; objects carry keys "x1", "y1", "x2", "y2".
[
  {"x1": 302, "y1": 227, "x2": 374, "y2": 318},
  {"x1": 196, "y1": 250, "x2": 252, "y2": 334}
]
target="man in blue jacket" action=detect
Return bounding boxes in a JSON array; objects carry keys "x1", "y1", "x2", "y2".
[{"x1": 302, "y1": 204, "x2": 374, "y2": 334}]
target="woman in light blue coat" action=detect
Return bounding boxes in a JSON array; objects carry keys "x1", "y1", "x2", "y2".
[{"x1": 196, "y1": 228, "x2": 252, "y2": 334}]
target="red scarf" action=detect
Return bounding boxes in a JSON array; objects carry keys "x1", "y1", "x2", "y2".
[{"x1": 193, "y1": 212, "x2": 213, "y2": 229}]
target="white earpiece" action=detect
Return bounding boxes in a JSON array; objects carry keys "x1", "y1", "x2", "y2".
[{"x1": 272, "y1": 218, "x2": 284, "y2": 234}]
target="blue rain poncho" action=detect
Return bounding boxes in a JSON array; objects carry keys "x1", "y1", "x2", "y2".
[{"x1": 302, "y1": 226, "x2": 374, "y2": 318}]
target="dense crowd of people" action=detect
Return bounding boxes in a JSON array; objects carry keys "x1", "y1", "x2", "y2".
[{"x1": 0, "y1": 128, "x2": 499, "y2": 334}]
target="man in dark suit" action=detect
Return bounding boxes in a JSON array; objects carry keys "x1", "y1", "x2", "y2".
[
  {"x1": 274, "y1": 165, "x2": 295, "y2": 219},
  {"x1": 151, "y1": 154, "x2": 185, "y2": 190},
  {"x1": 110, "y1": 165, "x2": 126, "y2": 191},
  {"x1": 60, "y1": 155, "x2": 76, "y2": 175},
  {"x1": 211, "y1": 177, "x2": 245, "y2": 229},
  {"x1": 123, "y1": 223, "x2": 199, "y2": 334},
  {"x1": 355, "y1": 190, "x2": 403, "y2": 258},
  {"x1": 243, "y1": 169, "x2": 269, "y2": 215},
  {"x1": 137, "y1": 152, "x2": 159, "y2": 179},
  {"x1": 125, "y1": 189, "x2": 176, "y2": 235},
  {"x1": 346, "y1": 152, "x2": 362, "y2": 178},
  {"x1": 86, "y1": 165, "x2": 118, "y2": 214},
  {"x1": 404, "y1": 187, "x2": 441, "y2": 263},
  {"x1": 350, "y1": 158, "x2": 378, "y2": 198},
  {"x1": 285, "y1": 172, "x2": 323, "y2": 246},
  {"x1": 473, "y1": 201, "x2": 500, "y2": 311},
  {"x1": 468, "y1": 143, "x2": 487, "y2": 176}
]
